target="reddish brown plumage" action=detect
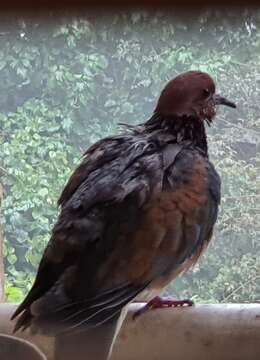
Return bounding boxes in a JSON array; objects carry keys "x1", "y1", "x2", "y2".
[{"x1": 12, "y1": 71, "x2": 235, "y2": 336}]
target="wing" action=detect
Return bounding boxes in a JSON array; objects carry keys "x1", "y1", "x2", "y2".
[
  {"x1": 57, "y1": 136, "x2": 125, "y2": 207},
  {"x1": 12, "y1": 134, "x2": 184, "y2": 334}
]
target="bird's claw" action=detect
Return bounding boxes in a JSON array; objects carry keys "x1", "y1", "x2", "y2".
[{"x1": 133, "y1": 296, "x2": 194, "y2": 320}]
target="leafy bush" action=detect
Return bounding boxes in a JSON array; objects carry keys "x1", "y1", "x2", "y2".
[{"x1": 0, "y1": 10, "x2": 259, "y2": 303}]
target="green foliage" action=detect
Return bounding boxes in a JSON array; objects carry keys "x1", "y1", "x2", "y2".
[
  {"x1": 5, "y1": 284, "x2": 24, "y2": 303},
  {"x1": 0, "y1": 10, "x2": 259, "y2": 303}
]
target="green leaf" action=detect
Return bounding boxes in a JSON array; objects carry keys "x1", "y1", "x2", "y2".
[
  {"x1": 38, "y1": 188, "x2": 49, "y2": 197},
  {"x1": 5, "y1": 286, "x2": 24, "y2": 303},
  {"x1": 104, "y1": 99, "x2": 117, "y2": 107},
  {"x1": 0, "y1": 60, "x2": 6, "y2": 70}
]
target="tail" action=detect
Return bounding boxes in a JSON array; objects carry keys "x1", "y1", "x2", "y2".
[
  {"x1": 11, "y1": 284, "x2": 44, "y2": 333},
  {"x1": 11, "y1": 280, "x2": 148, "y2": 336},
  {"x1": 12, "y1": 309, "x2": 33, "y2": 333}
]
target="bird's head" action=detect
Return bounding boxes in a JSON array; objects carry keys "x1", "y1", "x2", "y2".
[{"x1": 155, "y1": 70, "x2": 236, "y2": 124}]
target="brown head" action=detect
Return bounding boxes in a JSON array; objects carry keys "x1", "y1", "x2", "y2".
[{"x1": 155, "y1": 71, "x2": 236, "y2": 123}]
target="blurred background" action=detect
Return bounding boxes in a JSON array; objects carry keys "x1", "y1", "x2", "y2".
[{"x1": 0, "y1": 8, "x2": 259, "y2": 304}]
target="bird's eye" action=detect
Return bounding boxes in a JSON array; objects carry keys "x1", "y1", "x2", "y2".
[{"x1": 203, "y1": 88, "x2": 210, "y2": 98}]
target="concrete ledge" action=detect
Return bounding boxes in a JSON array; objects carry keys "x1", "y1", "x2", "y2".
[
  {"x1": 113, "y1": 303, "x2": 260, "y2": 360},
  {"x1": 1, "y1": 303, "x2": 260, "y2": 359}
]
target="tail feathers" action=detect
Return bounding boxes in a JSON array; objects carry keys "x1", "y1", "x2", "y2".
[
  {"x1": 12, "y1": 281, "x2": 149, "y2": 335},
  {"x1": 13, "y1": 309, "x2": 33, "y2": 333},
  {"x1": 11, "y1": 285, "x2": 42, "y2": 322},
  {"x1": 11, "y1": 284, "x2": 45, "y2": 333}
]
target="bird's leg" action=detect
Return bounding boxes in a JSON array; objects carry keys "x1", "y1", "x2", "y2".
[{"x1": 133, "y1": 296, "x2": 194, "y2": 320}]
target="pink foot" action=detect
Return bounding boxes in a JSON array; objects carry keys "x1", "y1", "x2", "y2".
[{"x1": 133, "y1": 296, "x2": 194, "y2": 320}]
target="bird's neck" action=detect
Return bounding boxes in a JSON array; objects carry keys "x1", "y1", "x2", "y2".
[{"x1": 143, "y1": 113, "x2": 208, "y2": 155}]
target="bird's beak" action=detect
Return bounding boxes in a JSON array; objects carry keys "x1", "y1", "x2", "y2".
[{"x1": 213, "y1": 94, "x2": 236, "y2": 108}]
